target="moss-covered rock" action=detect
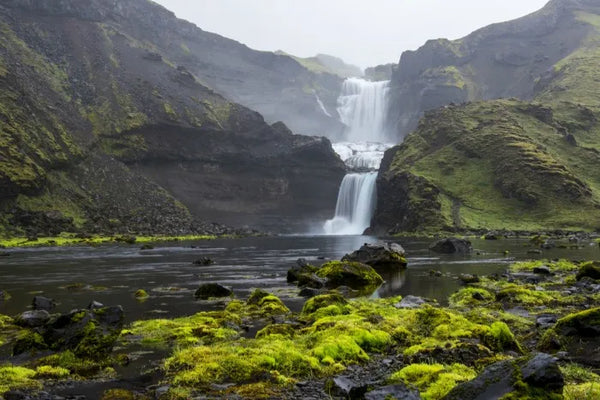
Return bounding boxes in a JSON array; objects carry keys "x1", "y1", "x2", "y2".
[
  {"x1": 576, "y1": 261, "x2": 600, "y2": 281},
  {"x1": 316, "y1": 261, "x2": 383, "y2": 292}
]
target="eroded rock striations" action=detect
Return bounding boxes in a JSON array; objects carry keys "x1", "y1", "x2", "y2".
[{"x1": 0, "y1": 0, "x2": 346, "y2": 236}]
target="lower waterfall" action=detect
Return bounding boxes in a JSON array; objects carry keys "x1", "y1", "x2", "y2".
[{"x1": 323, "y1": 172, "x2": 378, "y2": 235}]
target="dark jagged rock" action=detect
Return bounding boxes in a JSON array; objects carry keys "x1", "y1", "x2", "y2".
[
  {"x1": 193, "y1": 257, "x2": 214, "y2": 266},
  {"x1": 32, "y1": 296, "x2": 56, "y2": 312},
  {"x1": 364, "y1": 384, "x2": 420, "y2": 400},
  {"x1": 394, "y1": 295, "x2": 428, "y2": 309},
  {"x1": 444, "y1": 353, "x2": 563, "y2": 399},
  {"x1": 342, "y1": 242, "x2": 407, "y2": 268},
  {"x1": 459, "y1": 273, "x2": 480, "y2": 284},
  {"x1": 194, "y1": 283, "x2": 233, "y2": 300},
  {"x1": 429, "y1": 238, "x2": 472, "y2": 254},
  {"x1": 15, "y1": 310, "x2": 51, "y2": 328},
  {"x1": 326, "y1": 376, "x2": 367, "y2": 399},
  {"x1": 533, "y1": 266, "x2": 551, "y2": 275},
  {"x1": 14, "y1": 306, "x2": 124, "y2": 359}
]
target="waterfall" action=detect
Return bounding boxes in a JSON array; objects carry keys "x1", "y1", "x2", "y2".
[{"x1": 324, "y1": 78, "x2": 391, "y2": 235}]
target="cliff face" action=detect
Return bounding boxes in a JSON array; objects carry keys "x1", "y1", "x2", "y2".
[
  {"x1": 387, "y1": 0, "x2": 600, "y2": 139},
  {"x1": 0, "y1": 0, "x2": 345, "y2": 236},
  {"x1": 375, "y1": 0, "x2": 600, "y2": 234}
]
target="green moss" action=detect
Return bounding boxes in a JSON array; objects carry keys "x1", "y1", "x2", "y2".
[
  {"x1": 0, "y1": 365, "x2": 41, "y2": 394},
  {"x1": 34, "y1": 365, "x2": 70, "y2": 379},
  {"x1": 34, "y1": 350, "x2": 113, "y2": 378},
  {"x1": 449, "y1": 287, "x2": 494, "y2": 307},
  {"x1": 125, "y1": 312, "x2": 239, "y2": 348},
  {"x1": 134, "y1": 289, "x2": 149, "y2": 299},
  {"x1": 510, "y1": 259, "x2": 579, "y2": 273},
  {"x1": 389, "y1": 363, "x2": 477, "y2": 400},
  {"x1": 483, "y1": 322, "x2": 522, "y2": 353},
  {"x1": 316, "y1": 261, "x2": 383, "y2": 291},
  {"x1": 301, "y1": 293, "x2": 349, "y2": 316},
  {"x1": 382, "y1": 99, "x2": 600, "y2": 232}
]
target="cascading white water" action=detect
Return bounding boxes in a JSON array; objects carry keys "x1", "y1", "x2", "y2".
[
  {"x1": 324, "y1": 78, "x2": 392, "y2": 235},
  {"x1": 337, "y1": 78, "x2": 390, "y2": 143}
]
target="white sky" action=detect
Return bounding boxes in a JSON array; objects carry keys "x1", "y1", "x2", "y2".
[{"x1": 153, "y1": 0, "x2": 549, "y2": 69}]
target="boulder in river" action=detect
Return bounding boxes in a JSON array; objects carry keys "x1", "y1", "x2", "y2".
[
  {"x1": 444, "y1": 353, "x2": 563, "y2": 399},
  {"x1": 15, "y1": 310, "x2": 51, "y2": 328},
  {"x1": 429, "y1": 238, "x2": 473, "y2": 254},
  {"x1": 32, "y1": 295, "x2": 56, "y2": 312},
  {"x1": 316, "y1": 261, "x2": 383, "y2": 292},
  {"x1": 342, "y1": 242, "x2": 407, "y2": 268},
  {"x1": 194, "y1": 283, "x2": 233, "y2": 300}
]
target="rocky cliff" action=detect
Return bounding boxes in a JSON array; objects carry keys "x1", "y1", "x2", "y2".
[
  {"x1": 0, "y1": 0, "x2": 346, "y2": 236},
  {"x1": 375, "y1": 0, "x2": 600, "y2": 233}
]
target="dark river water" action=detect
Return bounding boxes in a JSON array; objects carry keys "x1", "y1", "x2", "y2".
[{"x1": 1, "y1": 235, "x2": 599, "y2": 322}]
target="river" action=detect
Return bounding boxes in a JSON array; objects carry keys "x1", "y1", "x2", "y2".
[{"x1": 1, "y1": 235, "x2": 598, "y2": 323}]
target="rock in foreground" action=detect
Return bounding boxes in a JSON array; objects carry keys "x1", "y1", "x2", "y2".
[{"x1": 445, "y1": 353, "x2": 563, "y2": 399}]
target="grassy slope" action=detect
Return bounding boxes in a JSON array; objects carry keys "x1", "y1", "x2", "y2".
[{"x1": 379, "y1": 8, "x2": 600, "y2": 233}]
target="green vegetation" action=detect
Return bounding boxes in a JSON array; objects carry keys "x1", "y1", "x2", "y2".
[
  {"x1": 0, "y1": 234, "x2": 219, "y2": 248},
  {"x1": 389, "y1": 363, "x2": 476, "y2": 400},
  {"x1": 381, "y1": 99, "x2": 600, "y2": 233}
]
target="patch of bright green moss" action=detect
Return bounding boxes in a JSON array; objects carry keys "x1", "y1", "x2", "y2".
[
  {"x1": 510, "y1": 259, "x2": 579, "y2": 273},
  {"x1": 449, "y1": 287, "x2": 494, "y2": 308},
  {"x1": 316, "y1": 261, "x2": 383, "y2": 291},
  {"x1": 0, "y1": 365, "x2": 41, "y2": 394},
  {"x1": 389, "y1": 363, "x2": 476, "y2": 400}
]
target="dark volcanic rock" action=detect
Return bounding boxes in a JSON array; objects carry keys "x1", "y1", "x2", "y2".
[
  {"x1": 364, "y1": 384, "x2": 420, "y2": 400},
  {"x1": 32, "y1": 296, "x2": 56, "y2": 312},
  {"x1": 43, "y1": 306, "x2": 124, "y2": 358},
  {"x1": 15, "y1": 310, "x2": 51, "y2": 328},
  {"x1": 14, "y1": 306, "x2": 124, "y2": 358},
  {"x1": 342, "y1": 242, "x2": 407, "y2": 268},
  {"x1": 394, "y1": 295, "x2": 428, "y2": 309},
  {"x1": 326, "y1": 376, "x2": 367, "y2": 399},
  {"x1": 193, "y1": 257, "x2": 214, "y2": 266},
  {"x1": 194, "y1": 283, "x2": 233, "y2": 300},
  {"x1": 576, "y1": 262, "x2": 600, "y2": 280},
  {"x1": 429, "y1": 238, "x2": 473, "y2": 254},
  {"x1": 445, "y1": 353, "x2": 563, "y2": 399}
]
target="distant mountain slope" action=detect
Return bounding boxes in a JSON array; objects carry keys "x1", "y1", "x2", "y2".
[
  {"x1": 387, "y1": 0, "x2": 600, "y2": 140},
  {"x1": 0, "y1": 0, "x2": 345, "y2": 236},
  {"x1": 275, "y1": 51, "x2": 363, "y2": 79},
  {"x1": 375, "y1": 0, "x2": 600, "y2": 234}
]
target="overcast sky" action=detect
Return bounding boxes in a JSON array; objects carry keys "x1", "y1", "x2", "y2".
[{"x1": 153, "y1": 0, "x2": 549, "y2": 69}]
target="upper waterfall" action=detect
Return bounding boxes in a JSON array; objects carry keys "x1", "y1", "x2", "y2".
[{"x1": 337, "y1": 78, "x2": 391, "y2": 143}]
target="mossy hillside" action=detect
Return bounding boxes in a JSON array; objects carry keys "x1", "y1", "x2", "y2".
[{"x1": 377, "y1": 99, "x2": 600, "y2": 233}]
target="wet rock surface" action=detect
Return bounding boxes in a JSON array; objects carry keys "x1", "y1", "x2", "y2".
[
  {"x1": 341, "y1": 242, "x2": 407, "y2": 269},
  {"x1": 429, "y1": 238, "x2": 473, "y2": 254},
  {"x1": 194, "y1": 283, "x2": 233, "y2": 300}
]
